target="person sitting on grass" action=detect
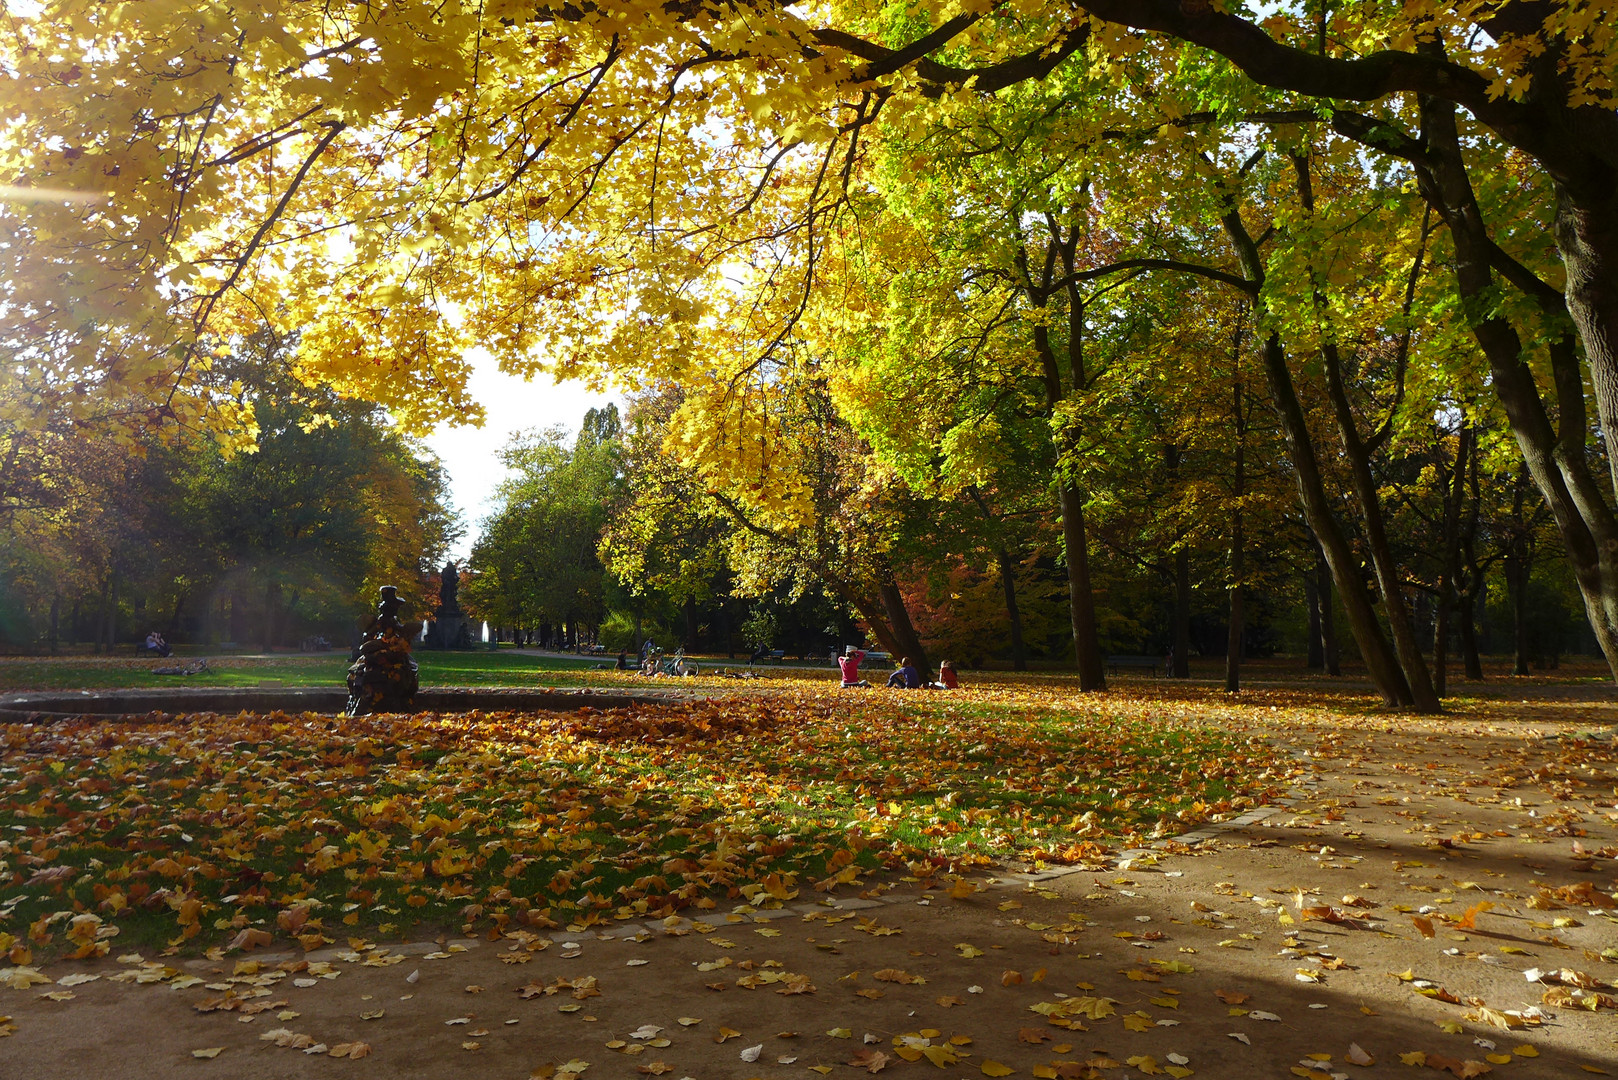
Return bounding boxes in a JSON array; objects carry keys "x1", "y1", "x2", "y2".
[
  {"x1": 615, "y1": 650, "x2": 628, "y2": 671},
  {"x1": 932, "y1": 659, "x2": 958, "y2": 690},
  {"x1": 885, "y1": 656, "x2": 923, "y2": 689},
  {"x1": 838, "y1": 648, "x2": 869, "y2": 688}
]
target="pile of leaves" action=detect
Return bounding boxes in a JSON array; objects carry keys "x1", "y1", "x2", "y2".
[{"x1": 0, "y1": 690, "x2": 1288, "y2": 959}]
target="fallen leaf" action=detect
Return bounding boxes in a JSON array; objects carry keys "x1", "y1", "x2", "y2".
[
  {"x1": 849, "y1": 1049, "x2": 892, "y2": 1073},
  {"x1": 191, "y1": 1048, "x2": 224, "y2": 1059}
]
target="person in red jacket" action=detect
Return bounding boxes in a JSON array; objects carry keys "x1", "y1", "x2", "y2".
[
  {"x1": 838, "y1": 648, "x2": 870, "y2": 687},
  {"x1": 935, "y1": 659, "x2": 958, "y2": 689}
]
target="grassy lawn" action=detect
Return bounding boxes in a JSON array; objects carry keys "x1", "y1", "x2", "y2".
[
  {"x1": 0, "y1": 650, "x2": 609, "y2": 692},
  {"x1": 0, "y1": 687, "x2": 1290, "y2": 961}
]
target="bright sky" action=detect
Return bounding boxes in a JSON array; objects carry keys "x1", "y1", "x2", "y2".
[{"x1": 420, "y1": 347, "x2": 618, "y2": 562}]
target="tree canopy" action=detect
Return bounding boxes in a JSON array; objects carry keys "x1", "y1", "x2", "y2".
[{"x1": 5, "y1": 1, "x2": 1617, "y2": 704}]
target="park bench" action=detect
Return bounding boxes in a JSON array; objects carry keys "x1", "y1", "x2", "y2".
[{"x1": 1107, "y1": 654, "x2": 1162, "y2": 677}]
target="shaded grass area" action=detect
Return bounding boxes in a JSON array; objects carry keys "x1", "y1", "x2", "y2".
[
  {"x1": 0, "y1": 651, "x2": 604, "y2": 692},
  {"x1": 0, "y1": 691, "x2": 1291, "y2": 961}
]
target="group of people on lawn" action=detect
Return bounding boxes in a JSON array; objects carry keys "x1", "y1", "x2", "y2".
[{"x1": 837, "y1": 649, "x2": 957, "y2": 691}]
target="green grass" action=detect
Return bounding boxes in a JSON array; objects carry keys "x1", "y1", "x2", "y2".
[{"x1": 0, "y1": 650, "x2": 606, "y2": 692}]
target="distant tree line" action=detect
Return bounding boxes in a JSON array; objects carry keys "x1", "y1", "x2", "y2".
[{"x1": 0, "y1": 333, "x2": 456, "y2": 653}]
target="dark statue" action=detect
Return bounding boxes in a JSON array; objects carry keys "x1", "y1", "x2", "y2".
[
  {"x1": 439, "y1": 561, "x2": 461, "y2": 613},
  {"x1": 424, "y1": 560, "x2": 473, "y2": 650},
  {"x1": 345, "y1": 585, "x2": 419, "y2": 715}
]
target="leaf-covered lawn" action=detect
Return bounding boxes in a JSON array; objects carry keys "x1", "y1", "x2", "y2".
[{"x1": 0, "y1": 691, "x2": 1291, "y2": 962}]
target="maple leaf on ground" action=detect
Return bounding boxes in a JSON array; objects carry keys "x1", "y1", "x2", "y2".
[
  {"x1": 849, "y1": 1049, "x2": 892, "y2": 1073},
  {"x1": 1454, "y1": 901, "x2": 1495, "y2": 930},
  {"x1": 228, "y1": 928, "x2": 273, "y2": 951},
  {"x1": 874, "y1": 969, "x2": 923, "y2": 984}
]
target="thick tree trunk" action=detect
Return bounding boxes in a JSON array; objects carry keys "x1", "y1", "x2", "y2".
[
  {"x1": 1458, "y1": 598, "x2": 1482, "y2": 681},
  {"x1": 1318, "y1": 547, "x2": 1340, "y2": 676},
  {"x1": 1060, "y1": 484, "x2": 1106, "y2": 690},
  {"x1": 995, "y1": 546, "x2": 1029, "y2": 671},
  {"x1": 837, "y1": 570, "x2": 930, "y2": 680},
  {"x1": 877, "y1": 575, "x2": 931, "y2": 679},
  {"x1": 1416, "y1": 95, "x2": 1618, "y2": 681},
  {"x1": 1555, "y1": 189, "x2": 1618, "y2": 504},
  {"x1": 683, "y1": 596, "x2": 697, "y2": 652},
  {"x1": 1173, "y1": 547, "x2": 1191, "y2": 678}
]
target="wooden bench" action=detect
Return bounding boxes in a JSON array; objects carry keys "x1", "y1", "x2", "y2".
[{"x1": 1107, "y1": 654, "x2": 1162, "y2": 677}]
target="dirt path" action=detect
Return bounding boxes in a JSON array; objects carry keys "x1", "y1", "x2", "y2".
[{"x1": 5, "y1": 697, "x2": 1618, "y2": 1079}]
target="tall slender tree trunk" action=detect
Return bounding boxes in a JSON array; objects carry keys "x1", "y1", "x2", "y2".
[
  {"x1": 263, "y1": 581, "x2": 281, "y2": 652},
  {"x1": 1295, "y1": 144, "x2": 1439, "y2": 711},
  {"x1": 683, "y1": 597, "x2": 697, "y2": 652},
  {"x1": 995, "y1": 547, "x2": 1029, "y2": 671},
  {"x1": 1507, "y1": 472, "x2": 1533, "y2": 676},
  {"x1": 1226, "y1": 381, "x2": 1246, "y2": 694},
  {"x1": 1060, "y1": 485, "x2": 1106, "y2": 690},
  {"x1": 1023, "y1": 219, "x2": 1106, "y2": 691},
  {"x1": 1434, "y1": 421, "x2": 1475, "y2": 697},
  {"x1": 1508, "y1": 555, "x2": 1531, "y2": 675},
  {"x1": 49, "y1": 593, "x2": 59, "y2": 656},
  {"x1": 1173, "y1": 548, "x2": 1191, "y2": 678},
  {"x1": 1317, "y1": 547, "x2": 1340, "y2": 676},
  {"x1": 1305, "y1": 569, "x2": 1323, "y2": 670},
  {"x1": 1217, "y1": 202, "x2": 1415, "y2": 706},
  {"x1": 1458, "y1": 600, "x2": 1482, "y2": 681},
  {"x1": 99, "y1": 573, "x2": 116, "y2": 653}
]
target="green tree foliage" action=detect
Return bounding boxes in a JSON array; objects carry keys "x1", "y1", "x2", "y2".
[{"x1": 463, "y1": 407, "x2": 623, "y2": 641}]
